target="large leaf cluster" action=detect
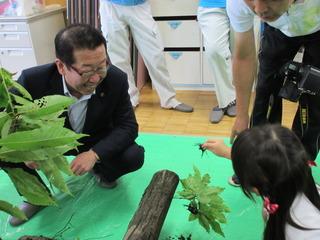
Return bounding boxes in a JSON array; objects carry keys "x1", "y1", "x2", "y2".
[
  {"x1": 178, "y1": 166, "x2": 230, "y2": 237},
  {"x1": 0, "y1": 68, "x2": 86, "y2": 220}
]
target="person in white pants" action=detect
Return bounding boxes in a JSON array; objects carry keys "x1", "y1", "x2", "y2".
[
  {"x1": 99, "y1": 0, "x2": 193, "y2": 112},
  {"x1": 197, "y1": 0, "x2": 236, "y2": 123}
]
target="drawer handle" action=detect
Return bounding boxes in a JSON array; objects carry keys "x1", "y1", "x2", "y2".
[
  {"x1": 7, "y1": 50, "x2": 24, "y2": 56},
  {"x1": 3, "y1": 34, "x2": 21, "y2": 40},
  {"x1": 169, "y1": 52, "x2": 183, "y2": 60},
  {"x1": 168, "y1": 21, "x2": 182, "y2": 30},
  {"x1": 0, "y1": 24, "x2": 18, "y2": 31}
]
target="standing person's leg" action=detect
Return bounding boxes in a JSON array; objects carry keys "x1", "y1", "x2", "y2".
[
  {"x1": 125, "y1": 2, "x2": 192, "y2": 111},
  {"x1": 291, "y1": 30, "x2": 320, "y2": 160},
  {"x1": 198, "y1": 7, "x2": 235, "y2": 123},
  {"x1": 99, "y1": 1, "x2": 139, "y2": 107},
  {"x1": 251, "y1": 24, "x2": 300, "y2": 126},
  {"x1": 92, "y1": 143, "x2": 144, "y2": 188}
]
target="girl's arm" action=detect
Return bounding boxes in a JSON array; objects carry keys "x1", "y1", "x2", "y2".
[{"x1": 202, "y1": 139, "x2": 231, "y2": 159}]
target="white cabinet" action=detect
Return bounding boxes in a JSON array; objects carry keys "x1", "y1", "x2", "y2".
[
  {"x1": 0, "y1": 7, "x2": 65, "y2": 79},
  {"x1": 164, "y1": 51, "x2": 201, "y2": 86},
  {"x1": 158, "y1": 19, "x2": 203, "y2": 88},
  {"x1": 150, "y1": 0, "x2": 198, "y2": 17},
  {"x1": 157, "y1": 20, "x2": 201, "y2": 48},
  {"x1": 150, "y1": 2, "x2": 260, "y2": 90},
  {"x1": 150, "y1": 1, "x2": 213, "y2": 90}
]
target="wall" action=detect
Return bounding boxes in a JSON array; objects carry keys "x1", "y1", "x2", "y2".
[{"x1": 46, "y1": 0, "x2": 66, "y2": 6}]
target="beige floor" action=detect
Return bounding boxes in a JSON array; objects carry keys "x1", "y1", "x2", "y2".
[{"x1": 135, "y1": 84, "x2": 298, "y2": 137}]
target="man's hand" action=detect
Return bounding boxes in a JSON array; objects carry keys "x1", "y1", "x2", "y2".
[
  {"x1": 70, "y1": 150, "x2": 99, "y2": 176},
  {"x1": 230, "y1": 114, "x2": 249, "y2": 143},
  {"x1": 25, "y1": 161, "x2": 39, "y2": 170},
  {"x1": 202, "y1": 139, "x2": 231, "y2": 159}
]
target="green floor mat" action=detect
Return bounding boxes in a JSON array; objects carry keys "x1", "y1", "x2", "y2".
[{"x1": 1, "y1": 133, "x2": 319, "y2": 240}]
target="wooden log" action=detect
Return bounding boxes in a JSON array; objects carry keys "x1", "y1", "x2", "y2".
[
  {"x1": 18, "y1": 236, "x2": 53, "y2": 240},
  {"x1": 123, "y1": 170, "x2": 179, "y2": 240}
]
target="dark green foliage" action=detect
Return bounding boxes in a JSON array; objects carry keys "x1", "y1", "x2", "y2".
[
  {"x1": 178, "y1": 166, "x2": 230, "y2": 237},
  {"x1": 0, "y1": 68, "x2": 86, "y2": 219}
]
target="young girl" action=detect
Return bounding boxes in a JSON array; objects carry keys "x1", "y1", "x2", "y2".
[{"x1": 202, "y1": 124, "x2": 320, "y2": 240}]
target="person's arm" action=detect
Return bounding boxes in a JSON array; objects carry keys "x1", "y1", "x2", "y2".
[
  {"x1": 70, "y1": 95, "x2": 137, "y2": 176},
  {"x1": 202, "y1": 139, "x2": 231, "y2": 159},
  {"x1": 231, "y1": 29, "x2": 257, "y2": 142}
]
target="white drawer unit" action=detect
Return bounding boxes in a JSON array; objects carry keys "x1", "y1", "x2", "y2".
[
  {"x1": 150, "y1": 2, "x2": 261, "y2": 90},
  {"x1": 0, "y1": 7, "x2": 65, "y2": 79},
  {"x1": 149, "y1": 0, "x2": 198, "y2": 17},
  {"x1": 0, "y1": 48, "x2": 36, "y2": 75},
  {"x1": 165, "y1": 51, "x2": 201, "y2": 85},
  {"x1": 0, "y1": 22, "x2": 29, "y2": 32},
  {"x1": 157, "y1": 20, "x2": 201, "y2": 48},
  {"x1": 0, "y1": 32, "x2": 32, "y2": 48}
]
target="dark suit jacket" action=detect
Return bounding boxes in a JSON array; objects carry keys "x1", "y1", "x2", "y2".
[{"x1": 17, "y1": 63, "x2": 138, "y2": 162}]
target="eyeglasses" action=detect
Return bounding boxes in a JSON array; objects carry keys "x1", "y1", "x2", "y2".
[{"x1": 69, "y1": 64, "x2": 109, "y2": 80}]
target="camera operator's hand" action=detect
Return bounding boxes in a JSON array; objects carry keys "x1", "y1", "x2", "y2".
[{"x1": 231, "y1": 114, "x2": 249, "y2": 143}]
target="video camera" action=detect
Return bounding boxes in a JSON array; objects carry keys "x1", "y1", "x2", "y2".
[{"x1": 278, "y1": 61, "x2": 320, "y2": 102}]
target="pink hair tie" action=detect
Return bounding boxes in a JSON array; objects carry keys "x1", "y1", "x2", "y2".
[
  {"x1": 263, "y1": 197, "x2": 279, "y2": 215},
  {"x1": 308, "y1": 160, "x2": 317, "y2": 167}
]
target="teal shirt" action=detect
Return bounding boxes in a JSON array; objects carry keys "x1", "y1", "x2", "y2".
[
  {"x1": 199, "y1": 0, "x2": 226, "y2": 8},
  {"x1": 107, "y1": 0, "x2": 145, "y2": 6}
]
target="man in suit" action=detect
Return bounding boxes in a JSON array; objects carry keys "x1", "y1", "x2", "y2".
[{"x1": 8, "y1": 23, "x2": 145, "y2": 226}]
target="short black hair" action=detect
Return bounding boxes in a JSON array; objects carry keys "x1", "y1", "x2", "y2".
[{"x1": 55, "y1": 23, "x2": 107, "y2": 66}]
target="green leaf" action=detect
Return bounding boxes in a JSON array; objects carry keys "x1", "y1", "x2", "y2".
[
  {"x1": 53, "y1": 155, "x2": 74, "y2": 175},
  {"x1": 4, "y1": 168, "x2": 56, "y2": 206},
  {"x1": 16, "y1": 95, "x2": 74, "y2": 118},
  {"x1": 1, "y1": 118, "x2": 12, "y2": 138},
  {"x1": 198, "y1": 213, "x2": 210, "y2": 233},
  {"x1": 179, "y1": 166, "x2": 229, "y2": 237},
  {"x1": 180, "y1": 179, "x2": 189, "y2": 189},
  {"x1": 0, "y1": 200, "x2": 27, "y2": 220},
  {"x1": 178, "y1": 189, "x2": 195, "y2": 200},
  {"x1": 0, "y1": 85, "x2": 9, "y2": 108},
  {"x1": 202, "y1": 173, "x2": 211, "y2": 185},
  {"x1": 0, "y1": 125, "x2": 86, "y2": 150},
  {"x1": 0, "y1": 145, "x2": 77, "y2": 163},
  {"x1": 10, "y1": 93, "x2": 33, "y2": 105},
  {"x1": 16, "y1": 114, "x2": 65, "y2": 131},
  {"x1": 192, "y1": 166, "x2": 202, "y2": 180},
  {"x1": 10, "y1": 80, "x2": 32, "y2": 100},
  {"x1": 198, "y1": 192, "x2": 212, "y2": 205},
  {"x1": 0, "y1": 112, "x2": 10, "y2": 130},
  {"x1": 0, "y1": 67, "x2": 14, "y2": 85},
  {"x1": 37, "y1": 158, "x2": 71, "y2": 194},
  {"x1": 210, "y1": 220, "x2": 225, "y2": 237},
  {"x1": 0, "y1": 69, "x2": 11, "y2": 108},
  {"x1": 0, "y1": 68, "x2": 84, "y2": 218}
]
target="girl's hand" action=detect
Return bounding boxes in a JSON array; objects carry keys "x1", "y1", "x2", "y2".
[{"x1": 202, "y1": 139, "x2": 231, "y2": 159}]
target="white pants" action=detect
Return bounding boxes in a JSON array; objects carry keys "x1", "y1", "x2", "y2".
[
  {"x1": 197, "y1": 7, "x2": 235, "y2": 108},
  {"x1": 99, "y1": 1, "x2": 179, "y2": 108}
]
